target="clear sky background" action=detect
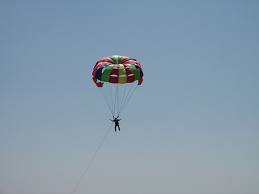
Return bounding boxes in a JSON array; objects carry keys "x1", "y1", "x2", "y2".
[{"x1": 1, "y1": 0, "x2": 259, "y2": 194}]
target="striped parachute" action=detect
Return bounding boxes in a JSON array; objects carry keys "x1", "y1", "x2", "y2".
[{"x1": 92, "y1": 55, "x2": 144, "y2": 117}]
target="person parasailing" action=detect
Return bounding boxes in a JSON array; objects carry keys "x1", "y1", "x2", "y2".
[
  {"x1": 110, "y1": 116, "x2": 122, "y2": 132},
  {"x1": 92, "y1": 55, "x2": 144, "y2": 132}
]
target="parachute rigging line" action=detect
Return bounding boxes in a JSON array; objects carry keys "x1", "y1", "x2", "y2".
[
  {"x1": 99, "y1": 87, "x2": 114, "y2": 117},
  {"x1": 118, "y1": 83, "x2": 138, "y2": 116}
]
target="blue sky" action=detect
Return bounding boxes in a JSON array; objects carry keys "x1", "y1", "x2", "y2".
[{"x1": 0, "y1": 0, "x2": 259, "y2": 194}]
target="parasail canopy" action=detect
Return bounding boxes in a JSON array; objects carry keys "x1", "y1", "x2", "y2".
[
  {"x1": 91, "y1": 55, "x2": 144, "y2": 118},
  {"x1": 92, "y1": 55, "x2": 143, "y2": 87}
]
